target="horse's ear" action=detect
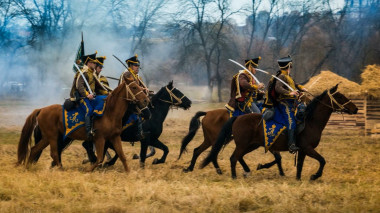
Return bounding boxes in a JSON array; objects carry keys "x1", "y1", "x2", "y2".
[
  {"x1": 330, "y1": 83, "x2": 340, "y2": 93},
  {"x1": 168, "y1": 80, "x2": 173, "y2": 88}
]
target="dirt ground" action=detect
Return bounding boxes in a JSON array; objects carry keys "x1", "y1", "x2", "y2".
[{"x1": 0, "y1": 100, "x2": 379, "y2": 212}]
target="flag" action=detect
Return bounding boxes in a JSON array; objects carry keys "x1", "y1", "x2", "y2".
[{"x1": 72, "y1": 32, "x2": 85, "y2": 73}]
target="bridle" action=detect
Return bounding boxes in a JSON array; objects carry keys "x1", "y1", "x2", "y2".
[
  {"x1": 327, "y1": 90, "x2": 352, "y2": 113},
  {"x1": 123, "y1": 82, "x2": 148, "y2": 113},
  {"x1": 158, "y1": 86, "x2": 185, "y2": 107}
]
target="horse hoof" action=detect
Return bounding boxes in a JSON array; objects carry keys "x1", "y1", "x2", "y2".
[
  {"x1": 183, "y1": 168, "x2": 190, "y2": 173},
  {"x1": 152, "y1": 158, "x2": 159, "y2": 164},
  {"x1": 139, "y1": 162, "x2": 145, "y2": 169},
  {"x1": 82, "y1": 159, "x2": 90, "y2": 164},
  {"x1": 231, "y1": 175, "x2": 237, "y2": 179},
  {"x1": 280, "y1": 172, "x2": 285, "y2": 176},
  {"x1": 256, "y1": 164, "x2": 262, "y2": 170},
  {"x1": 310, "y1": 174, "x2": 319, "y2": 181},
  {"x1": 132, "y1": 154, "x2": 140, "y2": 160},
  {"x1": 216, "y1": 168, "x2": 222, "y2": 175},
  {"x1": 243, "y1": 171, "x2": 251, "y2": 178}
]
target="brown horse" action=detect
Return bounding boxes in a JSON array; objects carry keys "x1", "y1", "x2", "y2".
[
  {"x1": 179, "y1": 94, "x2": 311, "y2": 175},
  {"x1": 16, "y1": 81, "x2": 150, "y2": 172},
  {"x1": 179, "y1": 109, "x2": 230, "y2": 174},
  {"x1": 201, "y1": 84, "x2": 358, "y2": 180}
]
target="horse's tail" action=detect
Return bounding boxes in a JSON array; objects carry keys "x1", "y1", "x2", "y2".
[
  {"x1": 17, "y1": 109, "x2": 40, "y2": 166},
  {"x1": 200, "y1": 116, "x2": 238, "y2": 169},
  {"x1": 178, "y1": 111, "x2": 207, "y2": 160}
]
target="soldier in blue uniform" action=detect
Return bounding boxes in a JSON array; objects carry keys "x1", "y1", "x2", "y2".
[
  {"x1": 269, "y1": 55, "x2": 308, "y2": 153},
  {"x1": 119, "y1": 54, "x2": 150, "y2": 140}
]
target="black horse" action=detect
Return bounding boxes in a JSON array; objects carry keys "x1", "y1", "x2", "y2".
[{"x1": 84, "y1": 81, "x2": 192, "y2": 167}]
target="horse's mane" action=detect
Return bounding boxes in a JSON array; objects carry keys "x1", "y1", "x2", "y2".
[
  {"x1": 305, "y1": 90, "x2": 328, "y2": 121},
  {"x1": 106, "y1": 82, "x2": 126, "y2": 107},
  {"x1": 151, "y1": 86, "x2": 166, "y2": 104}
]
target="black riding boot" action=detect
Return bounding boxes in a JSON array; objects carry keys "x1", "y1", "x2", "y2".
[
  {"x1": 135, "y1": 118, "x2": 144, "y2": 140},
  {"x1": 288, "y1": 129, "x2": 299, "y2": 154},
  {"x1": 85, "y1": 116, "x2": 94, "y2": 140}
]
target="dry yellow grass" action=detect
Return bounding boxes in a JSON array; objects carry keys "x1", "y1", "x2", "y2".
[
  {"x1": 304, "y1": 71, "x2": 362, "y2": 97},
  {"x1": 361, "y1": 64, "x2": 380, "y2": 98},
  {"x1": 0, "y1": 102, "x2": 379, "y2": 212}
]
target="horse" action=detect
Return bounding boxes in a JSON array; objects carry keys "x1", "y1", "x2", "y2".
[
  {"x1": 178, "y1": 94, "x2": 311, "y2": 175},
  {"x1": 201, "y1": 84, "x2": 358, "y2": 180},
  {"x1": 178, "y1": 109, "x2": 230, "y2": 174},
  {"x1": 65, "y1": 81, "x2": 191, "y2": 168},
  {"x1": 16, "y1": 80, "x2": 150, "y2": 172}
]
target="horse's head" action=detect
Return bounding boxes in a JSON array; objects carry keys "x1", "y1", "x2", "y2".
[
  {"x1": 152, "y1": 81, "x2": 192, "y2": 110},
  {"x1": 125, "y1": 81, "x2": 151, "y2": 119},
  {"x1": 327, "y1": 84, "x2": 358, "y2": 114}
]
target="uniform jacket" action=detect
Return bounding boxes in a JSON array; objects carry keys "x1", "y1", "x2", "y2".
[
  {"x1": 275, "y1": 70, "x2": 304, "y2": 101},
  {"x1": 226, "y1": 70, "x2": 258, "y2": 111}
]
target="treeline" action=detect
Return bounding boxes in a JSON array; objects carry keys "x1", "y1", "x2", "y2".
[{"x1": 0, "y1": 0, "x2": 379, "y2": 101}]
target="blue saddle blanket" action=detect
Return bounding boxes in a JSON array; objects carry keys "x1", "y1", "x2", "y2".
[
  {"x1": 262, "y1": 106, "x2": 288, "y2": 152},
  {"x1": 122, "y1": 114, "x2": 139, "y2": 131},
  {"x1": 63, "y1": 95, "x2": 107, "y2": 139}
]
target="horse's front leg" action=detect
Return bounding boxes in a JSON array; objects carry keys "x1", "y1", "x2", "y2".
[
  {"x1": 303, "y1": 148, "x2": 326, "y2": 180},
  {"x1": 139, "y1": 138, "x2": 149, "y2": 168},
  {"x1": 110, "y1": 136, "x2": 129, "y2": 172},
  {"x1": 296, "y1": 151, "x2": 306, "y2": 180},
  {"x1": 87, "y1": 137, "x2": 105, "y2": 172}
]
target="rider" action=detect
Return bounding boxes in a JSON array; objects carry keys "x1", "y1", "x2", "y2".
[
  {"x1": 94, "y1": 56, "x2": 113, "y2": 95},
  {"x1": 119, "y1": 54, "x2": 150, "y2": 140},
  {"x1": 268, "y1": 55, "x2": 307, "y2": 153},
  {"x1": 225, "y1": 57, "x2": 265, "y2": 117},
  {"x1": 70, "y1": 51, "x2": 102, "y2": 139}
]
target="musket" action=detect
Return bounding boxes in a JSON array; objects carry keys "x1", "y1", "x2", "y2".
[
  {"x1": 73, "y1": 63, "x2": 94, "y2": 95},
  {"x1": 105, "y1": 76, "x2": 119, "y2": 81},
  {"x1": 228, "y1": 59, "x2": 295, "y2": 92}
]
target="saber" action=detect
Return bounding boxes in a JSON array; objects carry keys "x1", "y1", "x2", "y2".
[
  {"x1": 73, "y1": 63, "x2": 94, "y2": 95},
  {"x1": 228, "y1": 59, "x2": 295, "y2": 91},
  {"x1": 228, "y1": 59, "x2": 261, "y2": 84},
  {"x1": 255, "y1": 68, "x2": 295, "y2": 91}
]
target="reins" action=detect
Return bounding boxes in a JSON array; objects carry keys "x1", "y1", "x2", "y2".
[
  {"x1": 303, "y1": 90, "x2": 351, "y2": 113},
  {"x1": 158, "y1": 86, "x2": 185, "y2": 109}
]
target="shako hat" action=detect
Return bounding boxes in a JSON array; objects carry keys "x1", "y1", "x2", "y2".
[
  {"x1": 244, "y1": 56, "x2": 261, "y2": 68},
  {"x1": 277, "y1": 55, "x2": 293, "y2": 69},
  {"x1": 125, "y1": 54, "x2": 140, "y2": 67}
]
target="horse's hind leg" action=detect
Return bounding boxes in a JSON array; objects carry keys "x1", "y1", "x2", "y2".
[
  {"x1": 239, "y1": 144, "x2": 260, "y2": 178},
  {"x1": 28, "y1": 139, "x2": 49, "y2": 166},
  {"x1": 230, "y1": 149, "x2": 239, "y2": 179},
  {"x1": 151, "y1": 138, "x2": 168, "y2": 164},
  {"x1": 257, "y1": 151, "x2": 285, "y2": 176},
  {"x1": 49, "y1": 138, "x2": 63, "y2": 169},
  {"x1": 183, "y1": 141, "x2": 210, "y2": 173}
]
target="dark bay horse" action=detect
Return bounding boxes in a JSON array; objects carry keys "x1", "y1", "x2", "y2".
[
  {"x1": 16, "y1": 81, "x2": 150, "y2": 172},
  {"x1": 81, "y1": 81, "x2": 191, "y2": 167},
  {"x1": 201, "y1": 85, "x2": 358, "y2": 180}
]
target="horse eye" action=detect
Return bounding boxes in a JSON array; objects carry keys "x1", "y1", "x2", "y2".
[{"x1": 132, "y1": 87, "x2": 137, "y2": 89}]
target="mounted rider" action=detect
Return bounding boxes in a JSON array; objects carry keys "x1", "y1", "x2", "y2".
[
  {"x1": 69, "y1": 52, "x2": 106, "y2": 139},
  {"x1": 265, "y1": 55, "x2": 308, "y2": 153},
  {"x1": 225, "y1": 57, "x2": 265, "y2": 117},
  {"x1": 94, "y1": 56, "x2": 113, "y2": 95},
  {"x1": 119, "y1": 54, "x2": 150, "y2": 140}
]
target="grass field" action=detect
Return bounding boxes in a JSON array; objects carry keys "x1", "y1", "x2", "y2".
[{"x1": 0, "y1": 101, "x2": 379, "y2": 212}]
